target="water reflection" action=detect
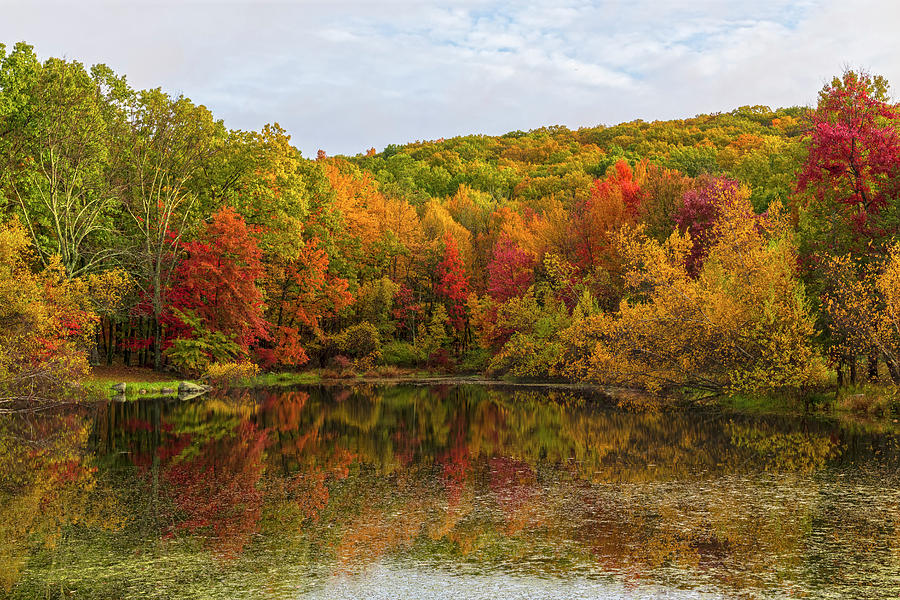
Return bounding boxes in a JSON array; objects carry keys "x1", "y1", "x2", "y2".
[{"x1": 3, "y1": 385, "x2": 900, "y2": 598}]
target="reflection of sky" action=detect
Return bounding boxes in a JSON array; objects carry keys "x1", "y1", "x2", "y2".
[
  {"x1": 2, "y1": 1, "x2": 897, "y2": 156},
  {"x1": 300, "y1": 563, "x2": 721, "y2": 599}
]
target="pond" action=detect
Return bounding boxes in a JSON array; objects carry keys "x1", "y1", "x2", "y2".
[{"x1": 3, "y1": 384, "x2": 900, "y2": 599}]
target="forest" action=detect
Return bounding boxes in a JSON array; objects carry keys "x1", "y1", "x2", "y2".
[{"x1": 3, "y1": 40, "x2": 900, "y2": 406}]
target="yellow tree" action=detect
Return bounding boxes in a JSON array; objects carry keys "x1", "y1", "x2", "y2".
[
  {"x1": 561, "y1": 189, "x2": 825, "y2": 395},
  {"x1": 323, "y1": 159, "x2": 425, "y2": 280},
  {"x1": 0, "y1": 218, "x2": 118, "y2": 409}
]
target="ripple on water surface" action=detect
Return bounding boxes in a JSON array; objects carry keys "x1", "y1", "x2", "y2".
[{"x1": 3, "y1": 384, "x2": 900, "y2": 599}]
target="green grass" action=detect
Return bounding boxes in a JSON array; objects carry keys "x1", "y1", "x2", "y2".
[
  {"x1": 235, "y1": 371, "x2": 322, "y2": 387},
  {"x1": 234, "y1": 368, "x2": 485, "y2": 388},
  {"x1": 832, "y1": 383, "x2": 900, "y2": 417},
  {"x1": 717, "y1": 393, "x2": 803, "y2": 414},
  {"x1": 85, "y1": 378, "x2": 186, "y2": 398}
]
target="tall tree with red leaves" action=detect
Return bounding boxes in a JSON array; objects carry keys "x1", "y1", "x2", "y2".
[
  {"x1": 435, "y1": 233, "x2": 470, "y2": 333},
  {"x1": 171, "y1": 207, "x2": 269, "y2": 352},
  {"x1": 797, "y1": 71, "x2": 900, "y2": 238}
]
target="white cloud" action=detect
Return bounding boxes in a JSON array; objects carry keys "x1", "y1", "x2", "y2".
[{"x1": 1, "y1": 0, "x2": 898, "y2": 156}]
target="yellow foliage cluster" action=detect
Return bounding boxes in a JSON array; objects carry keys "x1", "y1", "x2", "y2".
[
  {"x1": 0, "y1": 219, "x2": 129, "y2": 406},
  {"x1": 560, "y1": 190, "x2": 826, "y2": 394},
  {"x1": 324, "y1": 160, "x2": 425, "y2": 279},
  {"x1": 204, "y1": 361, "x2": 261, "y2": 385}
]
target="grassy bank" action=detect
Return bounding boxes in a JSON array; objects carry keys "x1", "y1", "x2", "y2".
[{"x1": 86, "y1": 365, "x2": 188, "y2": 398}]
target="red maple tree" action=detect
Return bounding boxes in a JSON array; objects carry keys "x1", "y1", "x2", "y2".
[
  {"x1": 487, "y1": 234, "x2": 534, "y2": 302},
  {"x1": 434, "y1": 233, "x2": 469, "y2": 332},
  {"x1": 797, "y1": 71, "x2": 900, "y2": 234},
  {"x1": 171, "y1": 207, "x2": 269, "y2": 350}
]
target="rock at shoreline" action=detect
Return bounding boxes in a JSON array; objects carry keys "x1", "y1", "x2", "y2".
[
  {"x1": 110, "y1": 382, "x2": 126, "y2": 393},
  {"x1": 178, "y1": 381, "x2": 211, "y2": 397}
]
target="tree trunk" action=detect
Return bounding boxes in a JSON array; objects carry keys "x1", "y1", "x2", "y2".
[
  {"x1": 153, "y1": 277, "x2": 163, "y2": 370},
  {"x1": 887, "y1": 358, "x2": 900, "y2": 384},
  {"x1": 850, "y1": 357, "x2": 858, "y2": 384},
  {"x1": 153, "y1": 318, "x2": 162, "y2": 371},
  {"x1": 124, "y1": 320, "x2": 132, "y2": 367},
  {"x1": 106, "y1": 320, "x2": 116, "y2": 366},
  {"x1": 868, "y1": 353, "x2": 879, "y2": 383}
]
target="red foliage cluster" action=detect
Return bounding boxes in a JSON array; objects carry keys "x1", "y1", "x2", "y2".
[
  {"x1": 171, "y1": 207, "x2": 270, "y2": 349},
  {"x1": 675, "y1": 176, "x2": 742, "y2": 276},
  {"x1": 797, "y1": 71, "x2": 900, "y2": 233},
  {"x1": 487, "y1": 235, "x2": 534, "y2": 302},
  {"x1": 434, "y1": 233, "x2": 469, "y2": 332}
]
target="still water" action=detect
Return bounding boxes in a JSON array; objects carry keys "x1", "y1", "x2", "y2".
[{"x1": 3, "y1": 384, "x2": 900, "y2": 598}]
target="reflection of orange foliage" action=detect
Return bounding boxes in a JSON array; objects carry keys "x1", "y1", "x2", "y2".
[
  {"x1": 335, "y1": 502, "x2": 426, "y2": 570},
  {"x1": 288, "y1": 446, "x2": 354, "y2": 523},
  {"x1": 259, "y1": 390, "x2": 357, "y2": 525},
  {"x1": 261, "y1": 390, "x2": 309, "y2": 432}
]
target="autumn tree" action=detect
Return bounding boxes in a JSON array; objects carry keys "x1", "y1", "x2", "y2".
[
  {"x1": 0, "y1": 219, "x2": 102, "y2": 409},
  {"x1": 639, "y1": 164, "x2": 691, "y2": 242},
  {"x1": 166, "y1": 207, "x2": 268, "y2": 372},
  {"x1": 435, "y1": 233, "x2": 469, "y2": 334},
  {"x1": 822, "y1": 244, "x2": 900, "y2": 384},
  {"x1": 562, "y1": 192, "x2": 825, "y2": 395},
  {"x1": 122, "y1": 89, "x2": 223, "y2": 369},
  {"x1": 261, "y1": 237, "x2": 352, "y2": 368},
  {"x1": 797, "y1": 70, "x2": 900, "y2": 237},
  {"x1": 796, "y1": 71, "x2": 900, "y2": 379},
  {"x1": 569, "y1": 159, "x2": 646, "y2": 307},
  {"x1": 486, "y1": 234, "x2": 534, "y2": 302}
]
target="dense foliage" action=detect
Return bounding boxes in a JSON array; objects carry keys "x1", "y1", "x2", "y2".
[{"x1": 3, "y1": 40, "x2": 900, "y2": 398}]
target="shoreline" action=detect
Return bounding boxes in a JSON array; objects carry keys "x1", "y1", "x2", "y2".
[{"x1": 86, "y1": 366, "x2": 900, "y2": 428}]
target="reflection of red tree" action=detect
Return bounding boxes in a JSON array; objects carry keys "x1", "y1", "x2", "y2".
[
  {"x1": 489, "y1": 456, "x2": 536, "y2": 533},
  {"x1": 127, "y1": 424, "x2": 190, "y2": 474},
  {"x1": 164, "y1": 422, "x2": 270, "y2": 557},
  {"x1": 437, "y1": 411, "x2": 470, "y2": 507},
  {"x1": 392, "y1": 423, "x2": 418, "y2": 467}
]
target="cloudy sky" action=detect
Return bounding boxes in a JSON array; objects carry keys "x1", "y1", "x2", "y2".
[{"x1": 2, "y1": 1, "x2": 897, "y2": 156}]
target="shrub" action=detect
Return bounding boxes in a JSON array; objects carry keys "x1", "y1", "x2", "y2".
[
  {"x1": 332, "y1": 354, "x2": 352, "y2": 370},
  {"x1": 204, "y1": 361, "x2": 260, "y2": 386},
  {"x1": 459, "y1": 346, "x2": 490, "y2": 373},
  {"x1": 334, "y1": 322, "x2": 381, "y2": 358},
  {"x1": 427, "y1": 348, "x2": 455, "y2": 371},
  {"x1": 487, "y1": 334, "x2": 564, "y2": 379},
  {"x1": 165, "y1": 310, "x2": 242, "y2": 377},
  {"x1": 381, "y1": 340, "x2": 420, "y2": 367}
]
